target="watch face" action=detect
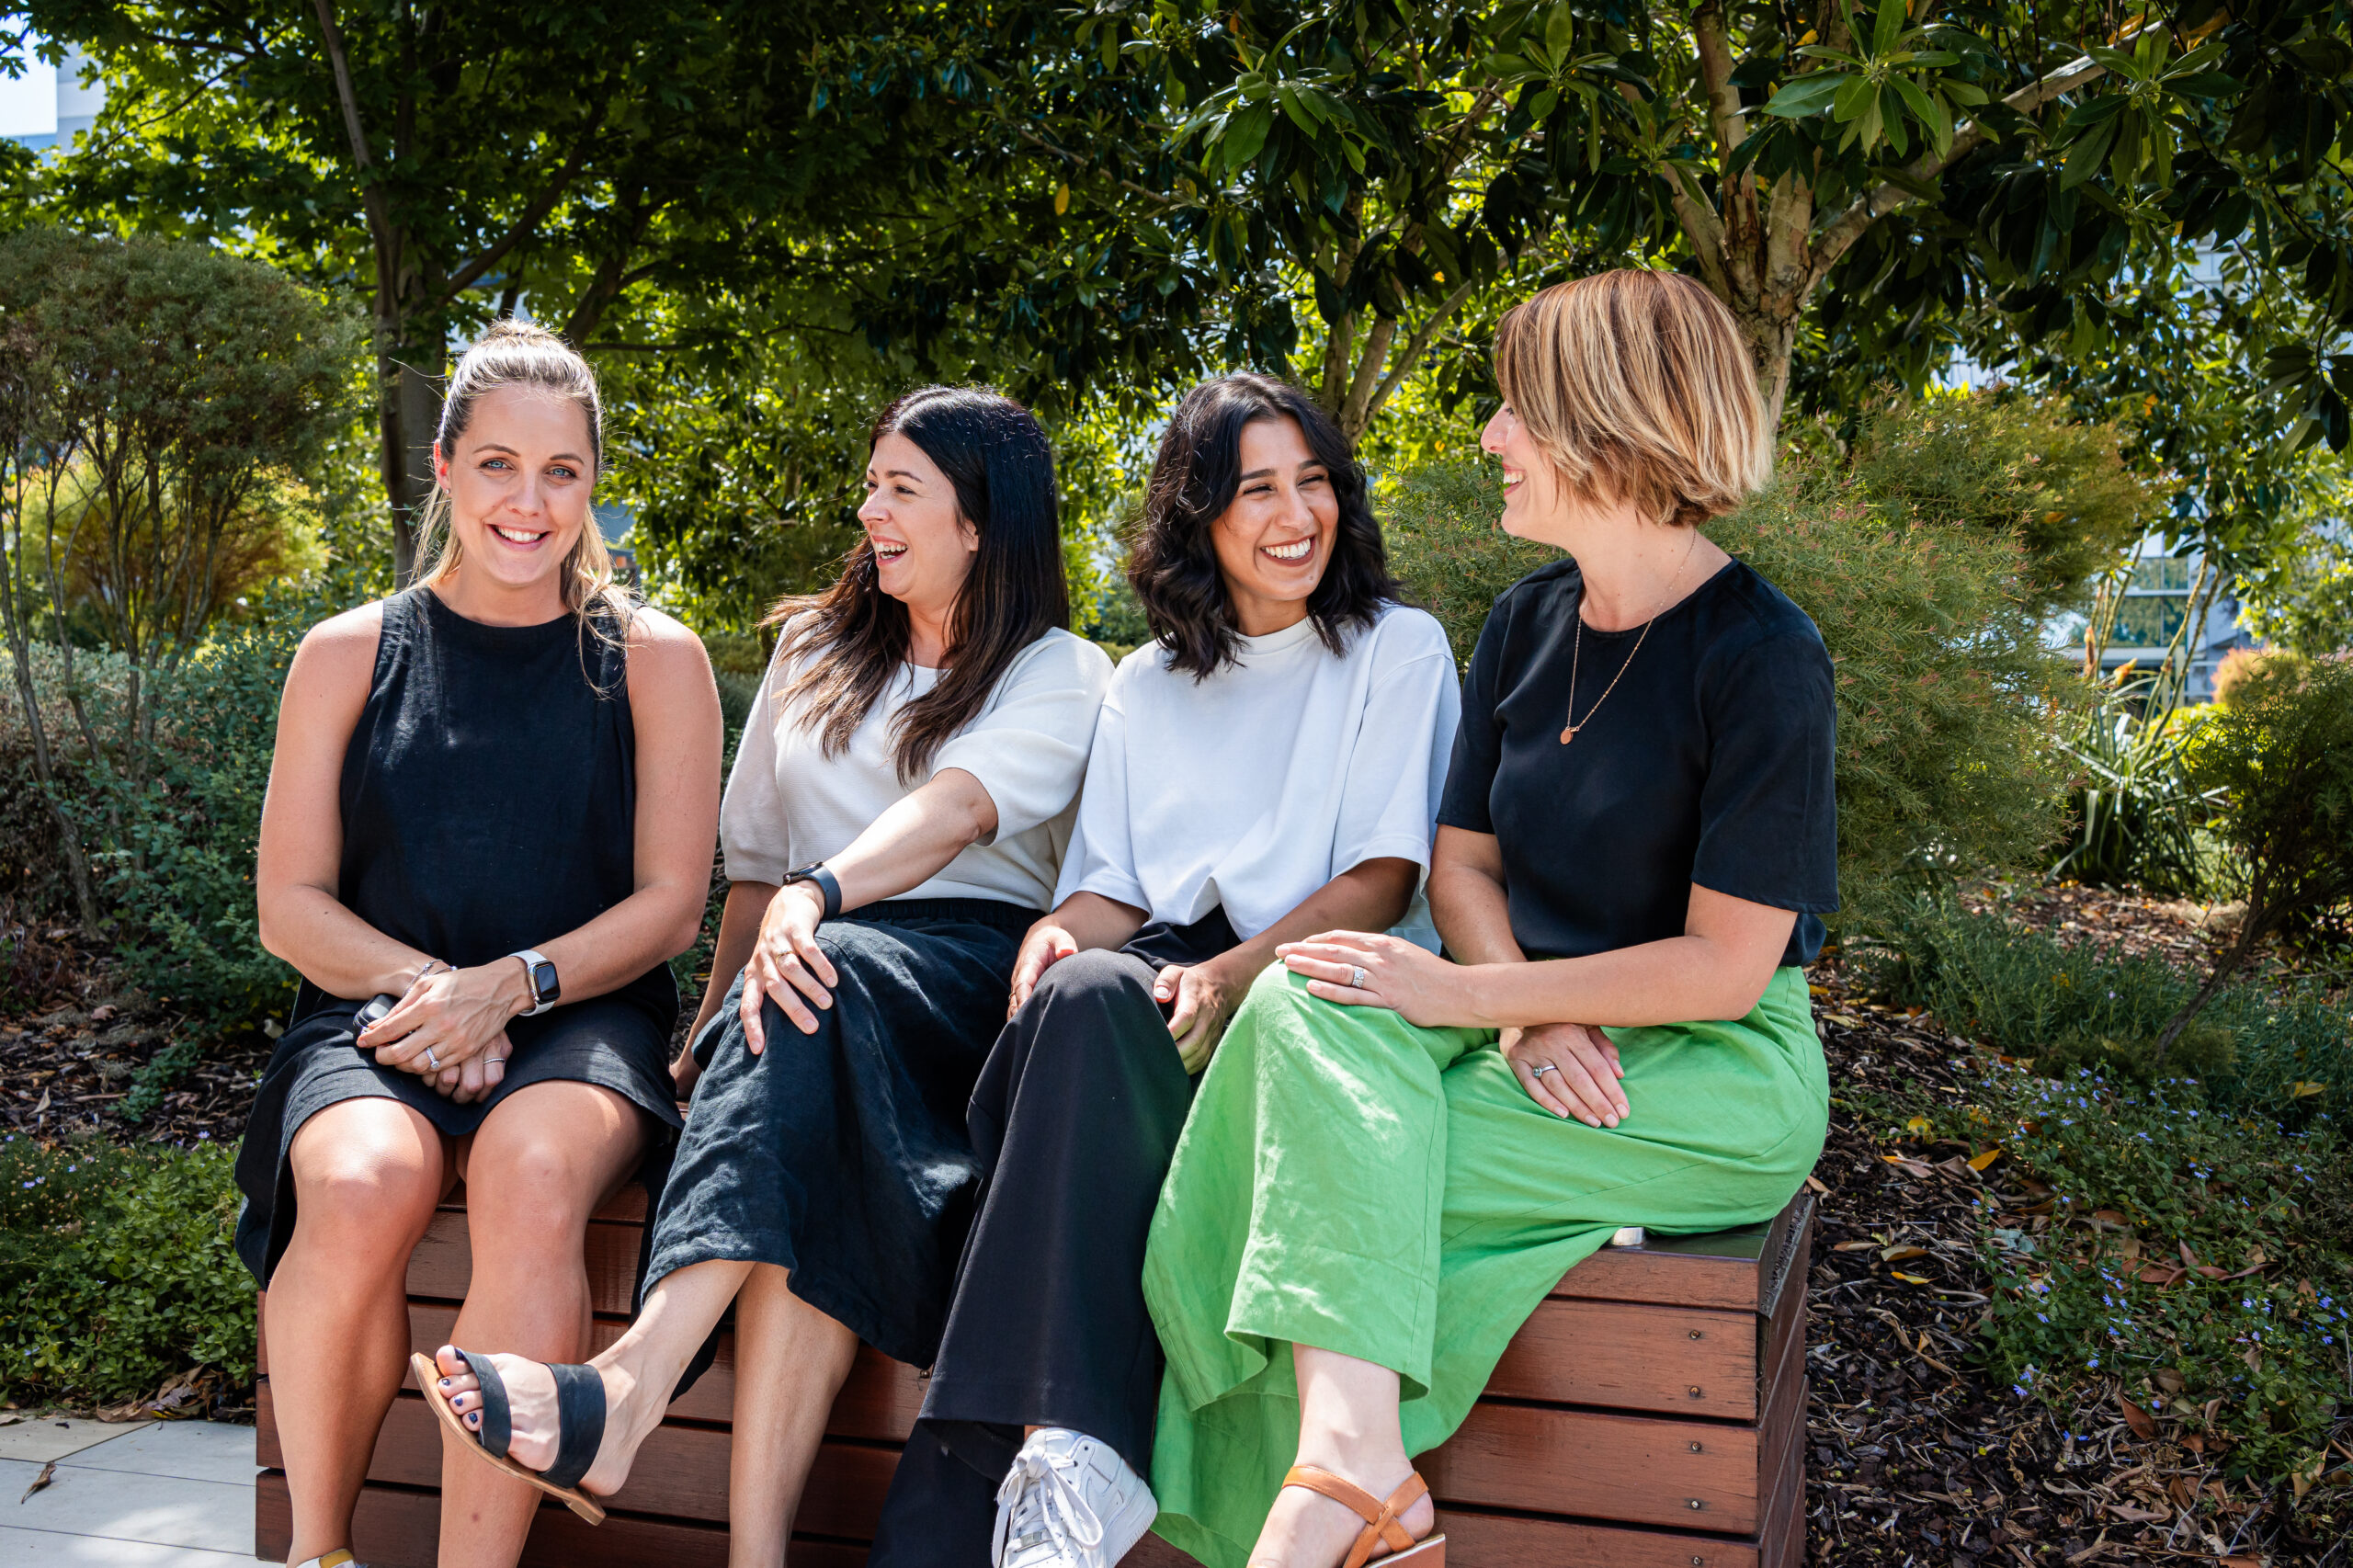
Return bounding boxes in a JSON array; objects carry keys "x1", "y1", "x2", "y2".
[{"x1": 530, "y1": 960, "x2": 560, "y2": 1002}]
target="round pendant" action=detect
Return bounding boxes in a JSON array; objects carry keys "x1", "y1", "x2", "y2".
[{"x1": 1559, "y1": 725, "x2": 1575, "y2": 745}]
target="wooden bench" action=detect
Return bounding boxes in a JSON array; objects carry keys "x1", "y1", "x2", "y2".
[{"x1": 256, "y1": 1185, "x2": 1812, "y2": 1567}]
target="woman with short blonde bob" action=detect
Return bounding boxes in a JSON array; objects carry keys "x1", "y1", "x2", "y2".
[{"x1": 1140, "y1": 270, "x2": 1837, "y2": 1568}]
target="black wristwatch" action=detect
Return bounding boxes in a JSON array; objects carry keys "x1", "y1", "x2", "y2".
[
  {"x1": 782, "y1": 862, "x2": 843, "y2": 921},
  {"x1": 509, "y1": 949, "x2": 561, "y2": 1016}
]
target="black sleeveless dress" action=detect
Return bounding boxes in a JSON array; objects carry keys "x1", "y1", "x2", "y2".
[{"x1": 233, "y1": 587, "x2": 683, "y2": 1285}]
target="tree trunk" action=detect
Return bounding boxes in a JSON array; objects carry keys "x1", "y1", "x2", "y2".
[
  {"x1": 381, "y1": 339, "x2": 444, "y2": 584},
  {"x1": 1731, "y1": 302, "x2": 1799, "y2": 431},
  {"x1": 2153, "y1": 903, "x2": 2269, "y2": 1062}
]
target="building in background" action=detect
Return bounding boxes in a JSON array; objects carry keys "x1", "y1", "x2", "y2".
[
  {"x1": 2065, "y1": 549, "x2": 2257, "y2": 702},
  {"x1": 0, "y1": 42, "x2": 101, "y2": 150}
]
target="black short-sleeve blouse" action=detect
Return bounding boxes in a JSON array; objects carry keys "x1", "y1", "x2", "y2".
[{"x1": 1438, "y1": 557, "x2": 1838, "y2": 968}]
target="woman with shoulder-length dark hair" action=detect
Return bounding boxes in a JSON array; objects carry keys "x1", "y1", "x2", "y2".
[
  {"x1": 239, "y1": 320, "x2": 722, "y2": 1568},
  {"x1": 1140, "y1": 272, "x2": 1837, "y2": 1568},
  {"x1": 862, "y1": 372, "x2": 1461, "y2": 1568},
  {"x1": 422, "y1": 386, "x2": 1112, "y2": 1563}
]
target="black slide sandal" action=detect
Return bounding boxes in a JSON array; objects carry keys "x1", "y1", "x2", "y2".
[{"x1": 413, "y1": 1349, "x2": 609, "y2": 1524}]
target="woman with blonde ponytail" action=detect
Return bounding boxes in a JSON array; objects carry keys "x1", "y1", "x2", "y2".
[{"x1": 237, "y1": 320, "x2": 723, "y2": 1568}]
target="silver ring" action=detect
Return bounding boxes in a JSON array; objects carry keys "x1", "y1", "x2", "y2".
[
  {"x1": 1529, "y1": 1063, "x2": 1558, "y2": 1079},
  {"x1": 1348, "y1": 966, "x2": 1370, "y2": 991},
  {"x1": 425, "y1": 1046, "x2": 440, "y2": 1071}
]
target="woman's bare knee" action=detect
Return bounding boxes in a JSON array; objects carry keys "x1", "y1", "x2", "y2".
[{"x1": 288, "y1": 1100, "x2": 444, "y2": 1247}]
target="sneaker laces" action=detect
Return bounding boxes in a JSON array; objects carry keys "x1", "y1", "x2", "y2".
[{"x1": 993, "y1": 1437, "x2": 1110, "y2": 1567}]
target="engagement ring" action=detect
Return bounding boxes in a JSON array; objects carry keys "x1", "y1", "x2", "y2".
[
  {"x1": 1348, "y1": 966, "x2": 1370, "y2": 991},
  {"x1": 424, "y1": 1046, "x2": 439, "y2": 1071},
  {"x1": 1529, "y1": 1064, "x2": 1558, "y2": 1079}
]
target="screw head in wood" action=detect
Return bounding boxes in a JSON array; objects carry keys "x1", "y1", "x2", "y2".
[
  {"x1": 1687, "y1": 1498, "x2": 1705, "y2": 1510},
  {"x1": 1688, "y1": 1441, "x2": 1703, "y2": 1452},
  {"x1": 1688, "y1": 1385, "x2": 1703, "y2": 1397},
  {"x1": 1688, "y1": 1329, "x2": 1703, "y2": 1339}
]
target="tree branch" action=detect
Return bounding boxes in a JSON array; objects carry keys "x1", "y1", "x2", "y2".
[
  {"x1": 442, "y1": 98, "x2": 610, "y2": 298},
  {"x1": 1010, "y1": 125, "x2": 1177, "y2": 210},
  {"x1": 1361, "y1": 276, "x2": 1480, "y2": 426},
  {"x1": 1808, "y1": 42, "x2": 2128, "y2": 288},
  {"x1": 308, "y1": 0, "x2": 399, "y2": 310}
]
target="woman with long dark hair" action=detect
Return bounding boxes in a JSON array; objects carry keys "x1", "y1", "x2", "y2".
[
  {"x1": 240, "y1": 320, "x2": 722, "y2": 1568},
  {"x1": 867, "y1": 374, "x2": 1460, "y2": 1568},
  {"x1": 422, "y1": 386, "x2": 1111, "y2": 1563}
]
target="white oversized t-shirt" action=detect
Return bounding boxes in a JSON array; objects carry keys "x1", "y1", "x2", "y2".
[
  {"x1": 1054, "y1": 603, "x2": 1461, "y2": 941},
  {"x1": 722, "y1": 626, "x2": 1113, "y2": 911}
]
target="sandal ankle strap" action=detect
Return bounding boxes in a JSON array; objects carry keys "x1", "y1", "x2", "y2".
[{"x1": 1280, "y1": 1465, "x2": 1430, "y2": 1568}]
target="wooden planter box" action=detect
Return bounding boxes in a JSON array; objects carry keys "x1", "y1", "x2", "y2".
[{"x1": 256, "y1": 1185, "x2": 1811, "y2": 1567}]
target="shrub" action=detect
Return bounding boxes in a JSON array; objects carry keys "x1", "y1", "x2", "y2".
[
  {"x1": 1864, "y1": 895, "x2": 2353, "y2": 1121},
  {"x1": 2049, "y1": 674, "x2": 2218, "y2": 896},
  {"x1": 1380, "y1": 459, "x2": 2070, "y2": 913},
  {"x1": 2161, "y1": 653, "x2": 2353, "y2": 1056},
  {"x1": 0, "y1": 1136, "x2": 254, "y2": 1407},
  {"x1": 89, "y1": 594, "x2": 309, "y2": 1032},
  {"x1": 1849, "y1": 390, "x2": 2159, "y2": 617}
]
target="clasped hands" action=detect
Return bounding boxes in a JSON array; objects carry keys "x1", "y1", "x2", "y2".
[
  {"x1": 1279, "y1": 930, "x2": 1631, "y2": 1129},
  {"x1": 358, "y1": 960, "x2": 529, "y2": 1106},
  {"x1": 1008, "y1": 923, "x2": 1244, "y2": 1074}
]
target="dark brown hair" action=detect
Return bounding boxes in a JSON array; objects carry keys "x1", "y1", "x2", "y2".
[
  {"x1": 1129, "y1": 373, "x2": 1397, "y2": 679},
  {"x1": 765, "y1": 387, "x2": 1068, "y2": 779}
]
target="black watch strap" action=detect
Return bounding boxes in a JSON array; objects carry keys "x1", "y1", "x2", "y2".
[{"x1": 785, "y1": 863, "x2": 843, "y2": 921}]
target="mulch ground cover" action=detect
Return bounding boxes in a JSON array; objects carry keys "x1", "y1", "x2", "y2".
[
  {"x1": 5, "y1": 893, "x2": 2347, "y2": 1562},
  {"x1": 1800, "y1": 954, "x2": 2348, "y2": 1568}
]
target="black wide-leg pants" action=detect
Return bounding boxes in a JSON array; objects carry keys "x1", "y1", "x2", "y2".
[{"x1": 868, "y1": 915, "x2": 1237, "y2": 1568}]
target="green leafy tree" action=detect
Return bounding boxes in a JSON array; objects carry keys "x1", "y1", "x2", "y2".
[
  {"x1": 13, "y1": 0, "x2": 940, "y2": 576},
  {"x1": 0, "y1": 226, "x2": 357, "y2": 929},
  {"x1": 828, "y1": 0, "x2": 2353, "y2": 437}
]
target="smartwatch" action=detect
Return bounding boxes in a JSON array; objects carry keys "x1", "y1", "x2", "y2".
[
  {"x1": 509, "y1": 949, "x2": 561, "y2": 1016},
  {"x1": 782, "y1": 862, "x2": 843, "y2": 921}
]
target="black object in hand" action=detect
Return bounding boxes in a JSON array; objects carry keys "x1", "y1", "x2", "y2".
[{"x1": 356, "y1": 993, "x2": 401, "y2": 1029}]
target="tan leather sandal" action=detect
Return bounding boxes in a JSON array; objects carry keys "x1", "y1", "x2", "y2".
[{"x1": 1279, "y1": 1464, "x2": 1445, "y2": 1568}]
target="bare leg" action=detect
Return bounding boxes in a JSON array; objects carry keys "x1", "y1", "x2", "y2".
[
  {"x1": 1246, "y1": 1346, "x2": 1436, "y2": 1568},
  {"x1": 268, "y1": 1098, "x2": 450, "y2": 1567},
  {"x1": 433, "y1": 1255, "x2": 754, "y2": 1499},
  {"x1": 723, "y1": 1262, "x2": 859, "y2": 1568},
  {"x1": 435, "y1": 1082, "x2": 650, "y2": 1568}
]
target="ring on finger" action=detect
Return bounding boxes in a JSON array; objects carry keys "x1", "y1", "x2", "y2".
[
  {"x1": 424, "y1": 1046, "x2": 439, "y2": 1071},
  {"x1": 1529, "y1": 1063, "x2": 1559, "y2": 1079},
  {"x1": 1348, "y1": 966, "x2": 1370, "y2": 991}
]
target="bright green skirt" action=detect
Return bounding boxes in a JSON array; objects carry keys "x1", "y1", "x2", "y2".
[{"x1": 1141, "y1": 963, "x2": 1827, "y2": 1568}]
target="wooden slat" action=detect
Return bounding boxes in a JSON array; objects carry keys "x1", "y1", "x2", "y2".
[
  {"x1": 395, "y1": 1302, "x2": 926, "y2": 1437},
  {"x1": 1756, "y1": 1383, "x2": 1809, "y2": 1568},
  {"x1": 439, "y1": 1180, "x2": 653, "y2": 1226},
  {"x1": 256, "y1": 1471, "x2": 868, "y2": 1568},
  {"x1": 1438, "y1": 1506, "x2": 1763, "y2": 1568},
  {"x1": 258, "y1": 1388, "x2": 900, "y2": 1535},
  {"x1": 415, "y1": 1192, "x2": 1812, "y2": 1319},
  {"x1": 407, "y1": 1209, "x2": 644, "y2": 1314},
  {"x1": 256, "y1": 1473, "x2": 1775, "y2": 1568},
  {"x1": 1549, "y1": 1196, "x2": 1805, "y2": 1313},
  {"x1": 1485, "y1": 1299, "x2": 1757, "y2": 1419},
  {"x1": 1424, "y1": 1401, "x2": 1763, "y2": 1534}
]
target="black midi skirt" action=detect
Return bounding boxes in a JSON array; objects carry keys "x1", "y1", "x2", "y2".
[
  {"x1": 647, "y1": 897, "x2": 1034, "y2": 1369},
  {"x1": 233, "y1": 994, "x2": 683, "y2": 1285}
]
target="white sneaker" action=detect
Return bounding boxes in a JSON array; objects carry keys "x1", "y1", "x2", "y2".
[{"x1": 992, "y1": 1427, "x2": 1158, "y2": 1568}]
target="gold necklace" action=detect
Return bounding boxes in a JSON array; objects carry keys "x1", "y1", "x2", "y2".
[{"x1": 1560, "y1": 531, "x2": 1702, "y2": 746}]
